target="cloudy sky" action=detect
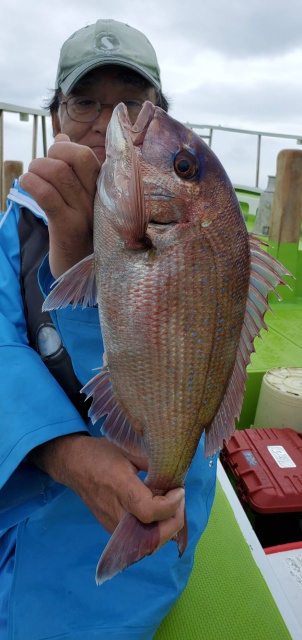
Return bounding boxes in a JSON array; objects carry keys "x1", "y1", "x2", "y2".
[{"x1": 1, "y1": 0, "x2": 302, "y2": 188}]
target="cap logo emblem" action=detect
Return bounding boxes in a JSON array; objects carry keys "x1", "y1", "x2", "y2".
[{"x1": 94, "y1": 32, "x2": 120, "y2": 53}]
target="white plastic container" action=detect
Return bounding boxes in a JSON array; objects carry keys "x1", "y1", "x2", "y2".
[{"x1": 253, "y1": 367, "x2": 302, "y2": 433}]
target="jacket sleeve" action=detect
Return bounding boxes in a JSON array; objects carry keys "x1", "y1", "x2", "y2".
[{"x1": 0, "y1": 204, "x2": 89, "y2": 528}]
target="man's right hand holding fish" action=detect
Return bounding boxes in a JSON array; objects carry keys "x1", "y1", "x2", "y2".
[{"x1": 28, "y1": 427, "x2": 185, "y2": 541}]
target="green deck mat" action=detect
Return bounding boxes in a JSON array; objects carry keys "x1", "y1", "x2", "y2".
[{"x1": 155, "y1": 481, "x2": 291, "y2": 640}]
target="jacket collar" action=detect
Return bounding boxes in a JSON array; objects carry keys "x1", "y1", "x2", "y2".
[{"x1": 7, "y1": 179, "x2": 48, "y2": 223}]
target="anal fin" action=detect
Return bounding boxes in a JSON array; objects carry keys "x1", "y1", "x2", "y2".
[{"x1": 82, "y1": 366, "x2": 146, "y2": 459}]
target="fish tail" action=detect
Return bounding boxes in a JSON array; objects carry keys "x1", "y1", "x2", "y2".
[
  {"x1": 96, "y1": 512, "x2": 160, "y2": 585},
  {"x1": 96, "y1": 507, "x2": 189, "y2": 585}
]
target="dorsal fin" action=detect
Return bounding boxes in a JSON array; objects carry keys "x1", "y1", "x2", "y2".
[{"x1": 205, "y1": 234, "x2": 292, "y2": 456}]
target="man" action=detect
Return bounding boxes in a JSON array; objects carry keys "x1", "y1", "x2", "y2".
[{"x1": 0, "y1": 19, "x2": 217, "y2": 639}]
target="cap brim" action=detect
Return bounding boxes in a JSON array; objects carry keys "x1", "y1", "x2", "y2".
[{"x1": 60, "y1": 58, "x2": 161, "y2": 95}]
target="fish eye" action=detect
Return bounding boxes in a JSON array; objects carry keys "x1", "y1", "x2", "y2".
[{"x1": 173, "y1": 151, "x2": 199, "y2": 179}]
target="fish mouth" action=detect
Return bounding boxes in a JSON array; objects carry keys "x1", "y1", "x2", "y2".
[
  {"x1": 115, "y1": 101, "x2": 156, "y2": 148},
  {"x1": 114, "y1": 103, "x2": 179, "y2": 230},
  {"x1": 146, "y1": 192, "x2": 178, "y2": 228},
  {"x1": 130, "y1": 101, "x2": 156, "y2": 147},
  {"x1": 146, "y1": 192, "x2": 173, "y2": 201},
  {"x1": 148, "y1": 220, "x2": 177, "y2": 229}
]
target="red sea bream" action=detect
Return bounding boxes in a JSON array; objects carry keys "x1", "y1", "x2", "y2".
[{"x1": 43, "y1": 101, "x2": 290, "y2": 584}]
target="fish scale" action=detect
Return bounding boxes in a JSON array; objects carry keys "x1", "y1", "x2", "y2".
[
  {"x1": 43, "y1": 101, "x2": 291, "y2": 584},
  {"x1": 95, "y1": 219, "x2": 248, "y2": 495},
  {"x1": 105, "y1": 240, "x2": 213, "y2": 432}
]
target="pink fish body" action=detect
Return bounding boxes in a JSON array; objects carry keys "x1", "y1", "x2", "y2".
[{"x1": 44, "y1": 102, "x2": 290, "y2": 584}]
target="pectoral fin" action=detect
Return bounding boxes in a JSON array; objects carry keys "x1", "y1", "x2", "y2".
[{"x1": 42, "y1": 254, "x2": 97, "y2": 310}]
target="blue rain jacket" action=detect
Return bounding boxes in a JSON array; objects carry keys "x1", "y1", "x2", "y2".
[{"x1": 0, "y1": 180, "x2": 217, "y2": 639}]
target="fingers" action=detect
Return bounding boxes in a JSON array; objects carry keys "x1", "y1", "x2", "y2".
[
  {"x1": 122, "y1": 482, "x2": 185, "y2": 548},
  {"x1": 20, "y1": 159, "x2": 78, "y2": 218},
  {"x1": 20, "y1": 144, "x2": 100, "y2": 217},
  {"x1": 47, "y1": 139, "x2": 100, "y2": 198},
  {"x1": 19, "y1": 139, "x2": 100, "y2": 277},
  {"x1": 76, "y1": 438, "x2": 184, "y2": 536},
  {"x1": 157, "y1": 496, "x2": 185, "y2": 548},
  {"x1": 120, "y1": 473, "x2": 184, "y2": 524},
  {"x1": 96, "y1": 441, "x2": 185, "y2": 530}
]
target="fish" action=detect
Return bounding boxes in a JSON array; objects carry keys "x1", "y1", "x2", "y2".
[{"x1": 43, "y1": 101, "x2": 291, "y2": 585}]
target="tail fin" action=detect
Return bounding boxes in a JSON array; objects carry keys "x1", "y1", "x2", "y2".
[
  {"x1": 96, "y1": 508, "x2": 188, "y2": 585},
  {"x1": 96, "y1": 512, "x2": 160, "y2": 585}
]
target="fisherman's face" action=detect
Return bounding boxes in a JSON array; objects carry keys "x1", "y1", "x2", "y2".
[{"x1": 52, "y1": 65, "x2": 158, "y2": 166}]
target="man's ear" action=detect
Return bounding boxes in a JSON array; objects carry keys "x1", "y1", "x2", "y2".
[{"x1": 52, "y1": 111, "x2": 61, "y2": 137}]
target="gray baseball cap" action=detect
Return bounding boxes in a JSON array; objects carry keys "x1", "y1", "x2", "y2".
[{"x1": 55, "y1": 19, "x2": 162, "y2": 94}]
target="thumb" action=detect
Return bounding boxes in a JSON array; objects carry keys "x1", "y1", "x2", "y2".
[{"x1": 54, "y1": 133, "x2": 71, "y2": 143}]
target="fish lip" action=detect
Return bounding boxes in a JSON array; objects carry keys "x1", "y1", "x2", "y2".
[
  {"x1": 114, "y1": 101, "x2": 156, "y2": 129},
  {"x1": 112, "y1": 101, "x2": 156, "y2": 149},
  {"x1": 146, "y1": 193, "x2": 173, "y2": 201},
  {"x1": 131, "y1": 101, "x2": 156, "y2": 136},
  {"x1": 148, "y1": 220, "x2": 177, "y2": 229}
]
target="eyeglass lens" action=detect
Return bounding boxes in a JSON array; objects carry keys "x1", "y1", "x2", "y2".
[{"x1": 65, "y1": 97, "x2": 144, "y2": 122}]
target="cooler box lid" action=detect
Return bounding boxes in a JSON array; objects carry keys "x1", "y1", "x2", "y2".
[{"x1": 221, "y1": 428, "x2": 302, "y2": 513}]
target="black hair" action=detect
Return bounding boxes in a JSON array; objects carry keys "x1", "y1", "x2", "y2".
[{"x1": 45, "y1": 66, "x2": 170, "y2": 114}]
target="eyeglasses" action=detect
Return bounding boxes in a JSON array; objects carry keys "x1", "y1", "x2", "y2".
[{"x1": 59, "y1": 96, "x2": 145, "y2": 123}]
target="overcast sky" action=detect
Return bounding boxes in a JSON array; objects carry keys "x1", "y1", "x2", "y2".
[{"x1": 1, "y1": 0, "x2": 302, "y2": 189}]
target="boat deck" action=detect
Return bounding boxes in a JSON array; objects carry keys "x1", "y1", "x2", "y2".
[{"x1": 156, "y1": 462, "x2": 301, "y2": 640}]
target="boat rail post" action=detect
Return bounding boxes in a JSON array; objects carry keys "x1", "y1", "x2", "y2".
[
  {"x1": 208, "y1": 128, "x2": 213, "y2": 148},
  {"x1": 41, "y1": 115, "x2": 47, "y2": 157},
  {"x1": 3, "y1": 161, "x2": 24, "y2": 205},
  {"x1": 255, "y1": 134, "x2": 261, "y2": 188},
  {"x1": 32, "y1": 114, "x2": 38, "y2": 159},
  {"x1": 268, "y1": 149, "x2": 302, "y2": 298},
  {"x1": 269, "y1": 149, "x2": 302, "y2": 245}
]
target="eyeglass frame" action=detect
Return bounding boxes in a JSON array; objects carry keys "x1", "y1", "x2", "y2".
[{"x1": 59, "y1": 95, "x2": 145, "y2": 123}]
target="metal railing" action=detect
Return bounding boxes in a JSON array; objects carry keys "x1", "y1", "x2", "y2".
[
  {"x1": 0, "y1": 102, "x2": 48, "y2": 209},
  {"x1": 184, "y1": 122, "x2": 302, "y2": 188},
  {"x1": 1, "y1": 101, "x2": 302, "y2": 208}
]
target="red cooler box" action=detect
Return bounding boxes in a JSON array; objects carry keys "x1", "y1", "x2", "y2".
[{"x1": 220, "y1": 428, "x2": 302, "y2": 548}]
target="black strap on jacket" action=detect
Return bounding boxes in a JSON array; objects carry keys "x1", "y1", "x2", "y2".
[{"x1": 18, "y1": 206, "x2": 89, "y2": 420}]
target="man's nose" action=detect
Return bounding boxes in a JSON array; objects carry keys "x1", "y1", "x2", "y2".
[{"x1": 91, "y1": 106, "x2": 113, "y2": 134}]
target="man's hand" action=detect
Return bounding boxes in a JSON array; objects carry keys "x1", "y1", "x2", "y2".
[
  {"x1": 29, "y1": 434, "x2": 185, "y2": 548},
  {"x1": 19, "y1": 135, "x2": 100, "y2": 278}
]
